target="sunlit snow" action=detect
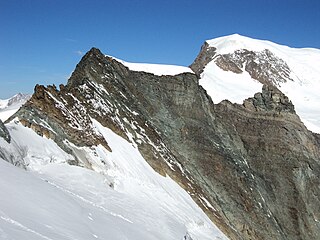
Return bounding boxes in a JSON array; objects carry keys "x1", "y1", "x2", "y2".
[
  {"x1": 0, "y1": 121, "x2": 227, "y2": 240},
  {"x1": 203, "y1": 34, "x2": 320, "y2": 133},
  {"x1": 110, "y1": 56, "x2": 193, "y2": 76}
]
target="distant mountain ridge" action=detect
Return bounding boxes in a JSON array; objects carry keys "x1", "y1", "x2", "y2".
[
  {"x1": 0, "y1": 93, "x2": 31, "y2": 122},
  {"x1": 0, "y1": 93, "x2": 30, "y2": 108}
]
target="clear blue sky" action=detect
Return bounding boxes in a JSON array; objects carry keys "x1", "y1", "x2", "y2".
[{"x1": 0, "y1": 0, "x2": 319, "y2": 98}]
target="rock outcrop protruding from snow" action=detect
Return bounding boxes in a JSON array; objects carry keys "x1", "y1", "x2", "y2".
[
  {"x1": 215, "y1": 49, "x2": 292, "y2": 86},
  {"x1": 0, "y1": 120, "x2": 10, "y2": 143},
  {"x1": 190, "y1": 42, "x2": 217, "y2": 76},
  {"x1": 243, "y1": 84, "x2": 295, "y2": 113},
  {"x1": 11, "y1": 46, "x2": 320, "y2": 240},
  {"x1": 191, "y1": 42, "x2": 292, "y2": 86}
]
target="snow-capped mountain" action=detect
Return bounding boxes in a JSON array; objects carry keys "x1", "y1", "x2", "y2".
[
  {"x1": 112, "y1": 56, "x2": 193, "y2": 76},
  {"x1": 0, "y1": 93, "x2": 31, "y2": 122},
  {"x1": 190, "y1": 34, "x2": 320, "y2": 133},
  {"x1": 0, "y1": 35, "x2": 320, "y2": 240}
]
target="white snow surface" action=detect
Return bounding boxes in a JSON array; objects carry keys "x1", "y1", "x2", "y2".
[
  {"x1": 0, "y1": 93, "x2": 30, "y2": 122},
  {"x1": 0, "y1": 121, "x2": 227, "y2": 240},
  {"x1": 110, "y1": 56, "x2": 193, "y2": 76},
  {"x1": 202, "y1": 34, "x2": 320, "y2": 133}
]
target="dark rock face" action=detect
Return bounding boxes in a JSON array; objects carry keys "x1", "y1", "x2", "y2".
[
  {"x1": 12, "y1": 48, "x2": 320, "y2": 240},
  {"x1": 214, "y1": 97, "x2": 320, "y2": 240},
  {"x1": 0, "y1": 120, "x2": 17, "y2": 167},
  {"x1": 243, "y1": 84, "x2": 295, "y2": 113},
  {"x1": 0, "y1": 120, "x2": 10, "y2": 143},
  {"x1": 190, "y1": 42, "x2": 217, "y2": 76}
]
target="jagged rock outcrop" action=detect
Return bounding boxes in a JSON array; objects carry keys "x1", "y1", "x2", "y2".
[
  {"x1": 0, "y1": 120, "x2": 10, "y2": 143},
  {"x1": 243, "y1": 84, "x2": 295, "y2": 113},
  {"x1": 190, "y1": 42, "x2": 217, "y2": 76},
  {"x1": 11, "y1": 48, "x2": 320, "y2": 240}
]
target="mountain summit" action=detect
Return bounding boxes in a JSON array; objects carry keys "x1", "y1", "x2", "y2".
[
  {"x1": 191, "y1": 34, "x2": 320, "y2": 133},
  {"x1": 1, "y1": 35, "x2": 320, "y2": 240}
]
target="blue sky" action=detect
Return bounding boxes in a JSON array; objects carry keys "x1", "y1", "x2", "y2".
[{"x1": 0, "y1": 0, "x2": 319, "y2": 98}]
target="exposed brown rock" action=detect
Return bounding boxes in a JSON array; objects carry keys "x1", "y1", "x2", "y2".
[{"x1": 190, "y1": 42, "x2": 217, "y2": 76}]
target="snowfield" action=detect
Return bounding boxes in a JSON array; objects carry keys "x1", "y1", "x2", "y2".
[
  {"x1": 201, "y1": 34, "x2": 320, "y2": 133},
  {"x1": 0, "y1": 121, "x2": 227, "y2": 240},
  {"x1": 110, "y1": 56, "x2": 193, "y2": 76}
]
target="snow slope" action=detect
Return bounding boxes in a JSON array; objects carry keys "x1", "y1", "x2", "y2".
[
  {"x1": 0, "y1": 120, "x2": 227, "y2": 240},
  {"x1": 0, "y1": 93, "x2": 30, "y2": 122},
  {"x1": 201, "y1": 34, "x2": 320, "y2": 133},
  {"x1": 111, "y1": 56, "x2": 193, "y2": 76}
]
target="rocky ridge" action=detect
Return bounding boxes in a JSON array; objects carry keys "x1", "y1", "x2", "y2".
[
  {"x1": 8, "y1": 49, "x2": 219, "y2": 232},
  {"x1": 189, "y1": 41, "x2": 217, "y2": 76},
  {"x1": 8, "y1": 47, "x2": 320, "y2": 240},
  {"x1": 190, "y1": 43, "x2": 293, "y2": 86}
]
